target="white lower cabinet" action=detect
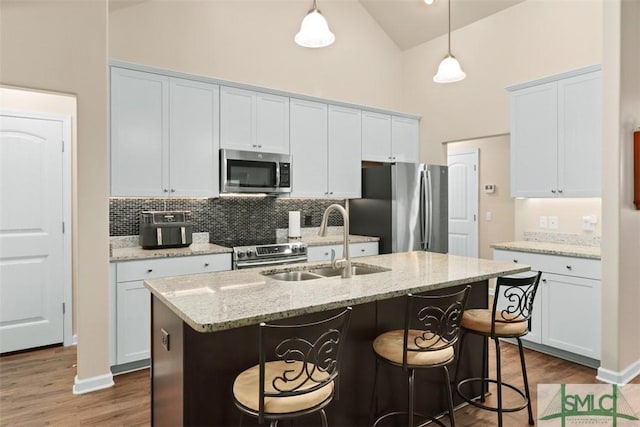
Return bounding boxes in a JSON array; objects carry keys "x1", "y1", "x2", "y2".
[
  {"x1": 307, "y1": 241, "x2": 379, "y2": 262},
  {"x1": 112, "y1": 253, "x2": 231, "y2": 369},
  {"x1": 493, "y1": 249, "x2": 601, "y2": 361}
]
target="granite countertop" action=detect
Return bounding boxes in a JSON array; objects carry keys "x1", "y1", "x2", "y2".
[
  {"x1": 110, "y1": 231, "x2": 379, "y2": 262},
  {"x1": 491, "y1": 241, "x2": 601, "y2": 260},
  {"x1": 282, "y1": 234, "x2": 380, "y2": 246},
  {"x1": 110, "y1": 243, "x2": 232, "y2": 262},
  {"x1": 144, "y1": 251, "x2": 529, "y2": 333}
]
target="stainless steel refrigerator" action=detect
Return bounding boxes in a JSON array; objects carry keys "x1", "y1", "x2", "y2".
[{"x1": 349, "y1": 163, "x2": 448, "y2": 254}]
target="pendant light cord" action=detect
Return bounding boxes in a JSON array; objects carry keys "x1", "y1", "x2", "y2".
[{"x1": 447, "y1": 0, "x2": 452, "y2": 55}]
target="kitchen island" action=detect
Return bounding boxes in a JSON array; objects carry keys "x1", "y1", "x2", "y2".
[{"x1": 145, "y1": 251, "x2": 529, "y2": 426}]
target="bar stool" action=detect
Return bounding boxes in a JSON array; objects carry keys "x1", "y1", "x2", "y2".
[
  {"x1": 232, "y1": 307, "x2": 352, "y2": 427},
  {"x1": 370, "y1": 286, "x2": 471, "y2": 427},
  {"x1": 455, "y1": 272, "x2": 542, "y2": 427}
]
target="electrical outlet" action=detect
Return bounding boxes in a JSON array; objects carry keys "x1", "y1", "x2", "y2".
[
  {"x1": 582, "y1": 215, "x2": 597, "y2": 231},
  {"x1": 485, "y1": 211, "x2": 492, "y2": 221},
  {"x1": 539, "y1": 216, "x2": 548, "y2": 228},
  {"x1": 161, "y1": 328, "x2": 170, "y2": 351},
  {"x1": 548, "y1": 216, "x2": 559, "y2": 229}
]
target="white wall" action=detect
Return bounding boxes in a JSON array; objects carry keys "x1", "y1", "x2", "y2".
[
  {"x1": 109, "y1": 0, "x2": 404, "y2": 112},
  {"x1": 0, "y1": 0, "x2": 110, "y2": 387},
  {"x1": 600, "y1": 0, "x2": 640, "y2": 380},
  {"x1": 515, "y1": 198, "x2": 602, "y2": 238},
  {"x1": 402, "y1": 0, "x2": 602, "y2": 164}
]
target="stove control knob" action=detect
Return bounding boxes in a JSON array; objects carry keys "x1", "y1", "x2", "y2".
[
  {"x1": 291, "y1": 245, "x2": 299, "y2": 253},
  {"x1": 236, "y1": 250, "x2": 246, "y2": 258},
  {"x1": 246, "y1": 249, "x2": 256, "y2": 258}
]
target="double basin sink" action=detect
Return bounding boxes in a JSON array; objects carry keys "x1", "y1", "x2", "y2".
[{"x1": 262, "y1": 263, "x2": 390, "y2": 282}]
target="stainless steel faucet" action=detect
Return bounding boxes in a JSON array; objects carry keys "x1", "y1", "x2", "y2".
[{"x1": 318, "y1": 204, "x2": 352, "y2": 278}]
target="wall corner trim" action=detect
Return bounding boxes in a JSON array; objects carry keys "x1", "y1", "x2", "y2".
[
  {"x1": 72, "y1": 373, "x2": 114, "y2": 395},
  {"x1": 596, "y1": 359, "x2": 640, "y2": 385}
]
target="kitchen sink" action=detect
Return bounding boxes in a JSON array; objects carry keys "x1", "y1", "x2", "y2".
[
  {"x1": 262, "y1": 263, "x2": 390, "y2": 281},
  {"x1": 265, "y1": 271, "x2": 323, "y2": 281},
  {"x1": 308, "y1": 265, "x2": 390, "y2": 277}
]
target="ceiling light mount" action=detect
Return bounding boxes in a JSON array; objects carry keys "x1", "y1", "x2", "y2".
[
  {"x1": 433, "y1": 0, "x2": 466, "y2": 83},
  {"x1": 295, "y1": 0, "x2": 335, "y2": 48}
]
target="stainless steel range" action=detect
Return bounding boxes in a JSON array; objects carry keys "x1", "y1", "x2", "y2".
[{"x1": 232, "y1": 242, "x2": 308, "y2": 269}]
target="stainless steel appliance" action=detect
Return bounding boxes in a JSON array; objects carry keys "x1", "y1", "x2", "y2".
[
  {"x1": 220, "y1": 149, "x2": 291, "y2": 194},
  {"x1": 349, "y1": 163, "x2": 448, "y2": 254},
  {"x1": 232, "y1": 242, "x2": 308, "y2": 269},
  {"x1": 139, "y1": 211, "x2": 193, "y2": 249}
]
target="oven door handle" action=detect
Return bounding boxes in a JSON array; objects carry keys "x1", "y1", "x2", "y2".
[{"x1": 235, "y1": 256, "x2": 308, "y2": 268}]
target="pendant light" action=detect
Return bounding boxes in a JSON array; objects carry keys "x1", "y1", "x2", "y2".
[
  {"x1": 295, "y1": 0, "x2": 335, "y2": 48},
  {"x1": 433, "y1": 0, "x2": 466, "y2": 83}
]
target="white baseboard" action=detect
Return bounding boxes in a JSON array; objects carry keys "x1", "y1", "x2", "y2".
[
  {"x1": 71, "y1": 334, "x2": 78, "y2": 346},
  {"x1": 597, "y1": 358, "x2": 640, "y2": 385},
  {"x1": 72, "y1": 373, "x2": 114, "y2": 395}
]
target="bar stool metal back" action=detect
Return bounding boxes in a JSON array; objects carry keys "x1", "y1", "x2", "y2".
[
  {"x1": 455, "y1": 271, "x2": 542, "y2": 427},
  {"x1": 370, "y1": 286, "x2": 471, "y2": 427},
  {"x1": 232, "y1": 307, "x2": 352, "y2": 427}
]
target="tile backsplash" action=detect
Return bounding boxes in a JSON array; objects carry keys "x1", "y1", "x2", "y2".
[{"x1": 109, "y1": 197, "x2": 346, "y2": 247}]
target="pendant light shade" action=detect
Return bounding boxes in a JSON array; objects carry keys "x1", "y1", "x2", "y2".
[
  {"x1": 433, "y1": 54, "x2": 466, "y2": 83},
  {"x1": 433, "y1": 0, "x2": 466, "y2": 83},
  {"x1": 295, "y1": 0, "x2": 335, "y2": 48}
]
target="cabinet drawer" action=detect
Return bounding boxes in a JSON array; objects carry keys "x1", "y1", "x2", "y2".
[
  {"x1": 493, "y1": 249, "x2": 600, "y2": 279},
  {"x1": 307, "y1": 242, "x2": 379, "y2": 262},
  {"x1": 116, "y1": 253, "x2": 231, "y2": 282},
  {"x1": 351, "y1": 242, "x2": 379, "y2": 257}
]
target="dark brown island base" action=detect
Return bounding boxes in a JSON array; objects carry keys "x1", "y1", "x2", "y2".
[{"x1": 145, "y1": 252, "x2": 529, "y2": 426}]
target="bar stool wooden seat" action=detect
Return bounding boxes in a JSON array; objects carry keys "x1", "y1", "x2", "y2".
[
  {"x1": 369, "y1": 286, "x2": 471, "y2": 427},
  {"x1": 232, "y1": 307, "x2": 352, "y2": 427},
  {"x1": 455, "y1": 272, "x2": 542, "y2": 427}
]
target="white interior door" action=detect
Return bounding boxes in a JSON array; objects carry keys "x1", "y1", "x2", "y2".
[
  {"x1": 0, "y1": 114, "x2": 65, "y2": 353},
  {"x1": 447, "y1": 150, "x2": 478, "y2": 257}
]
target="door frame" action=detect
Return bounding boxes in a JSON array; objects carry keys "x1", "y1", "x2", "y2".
[
  {"x1": 1, "y1": 109, "x2": 73, "y2": 347},
  {"x1": 447, "y1": 149, "x2": 479, "y2": 258}
]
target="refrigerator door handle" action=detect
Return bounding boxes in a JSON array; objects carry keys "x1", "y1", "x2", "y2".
[
  {"x1": 426, "y1": 168, "x2": 433, "y2": 250},
  {"x1": 419, "y1": 169, "x2": 426, "y2": 250}
]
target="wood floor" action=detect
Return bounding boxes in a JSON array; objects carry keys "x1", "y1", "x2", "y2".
[{"x1": 1, "y1": 343, "x2": 638, "y2": 426}]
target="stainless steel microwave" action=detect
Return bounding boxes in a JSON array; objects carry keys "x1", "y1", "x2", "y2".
[{"x1": 220, "y1": 149, "x2": 291, "y2": 194}]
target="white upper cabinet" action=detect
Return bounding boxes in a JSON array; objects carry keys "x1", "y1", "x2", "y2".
[
  {"x1": 557, "y1": 72, "x2": 602, "y2": 197},
  {"x1": 327, "y1": 105, "x2": 362, "y2": 198},
  {"x1": 111, "y1": 68, "x2": 168, "y2": 197},
  {"x1": 220, "y1": 86, "x2": 289, "y2": 154},
  {"x1": 290, "y1": 101, "x2": 362, "y2": 198},
  {"x1": 169, "y1": 79, "x2": 220, "y2": 198},
  {"x1": 362, "y1": 112, "x2": 419, "y2": 163},
  {"x1": 110, "y1": 67, "x2": 219, "y2": 197},
  {"x1": 361, "y1": 112, "x2": 391, "y2": 162},
  {"x1": 290, "y1": 99, "x2": 328, "y2": 197},
  {"x1": 391, "y1": 116, "x2": 419, "y2": 163},
  {"x1": 509, "y1": 67, "x2": 601, "y2": 198}
]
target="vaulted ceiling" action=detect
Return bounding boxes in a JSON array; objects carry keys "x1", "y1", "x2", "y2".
[
  {"x1": 108, "y1": 0, "x2": 526, "y2": 52},
  {"x1": 358, "y1": 0, "x2": 526, "y2": 50}
]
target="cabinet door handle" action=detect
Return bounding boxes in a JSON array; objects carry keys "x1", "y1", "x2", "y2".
[
  {"x1": 163, "y1": 189, "x2": 169, "y2": 193},
  {"x1": 551, "y1": 189, "x2": 557, "y2": 194},
  {"x1": 170, "y1": 188, "x2": 176, "y2": 193},
  {"x1": 329, "y1": 191, "x2": 334, "y2": 195},
  {"x1": 566, "y1": 265, "x2": 572, "y2": 270},
  {"x1": 542, "y1": 278, "x2": 547, "y2": 283},
  {"x1": 513, "y1": 259, "x2": 518, "y2": 263},
  {"x1": 258, "y1": 145, "x2": 262, "y2": 148},
  {"x1": 204, "y1": 263, "x2": 210, "y2": 267},
  {"x1": 558, "y1": 189, "x2": 563, "y2": 194},
  {"x1": 361, "y1": 249, "x2": 365, "y2": 252},
  {"x1": 147, "y1": 269, "x2": 153, "y2": 273}
]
